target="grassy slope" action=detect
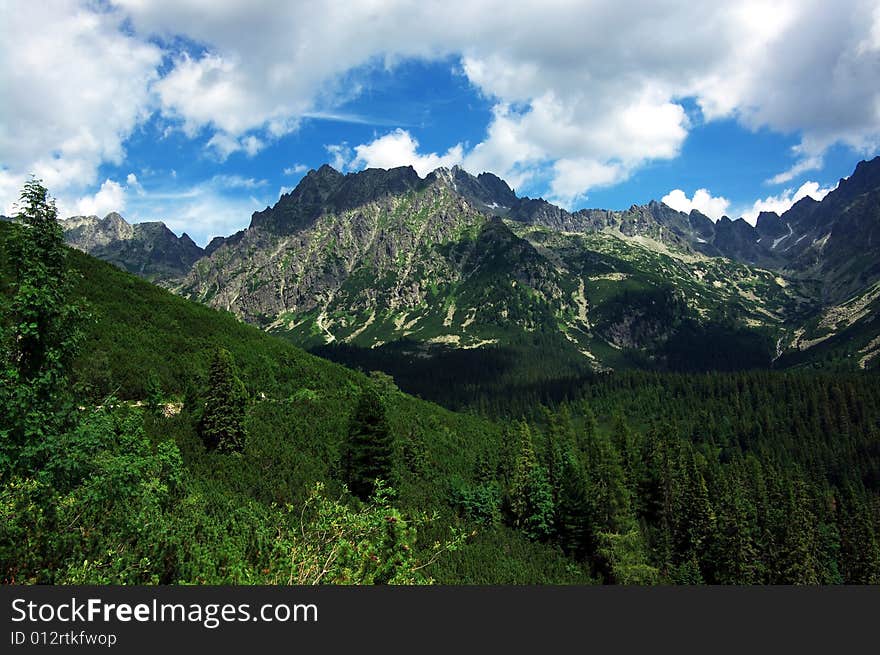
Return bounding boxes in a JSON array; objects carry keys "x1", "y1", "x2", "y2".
[{"x1": 1, "y1": 223, "x2": 587, "y2": 583}]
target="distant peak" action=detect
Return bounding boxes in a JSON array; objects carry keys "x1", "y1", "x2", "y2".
[
  {"x1": 853, "y1": 155, "x2": 880, "y2": 173},
  {"x1": 102, "y1": 211, "x2": 129, "y2": 223},
  {"x1": 756, "y1": 210, "x2": 780, "y2": 220},
  {"x1": 839, "y1": 156, "x2": 880, "y2": 194},
  {"x1": 790, "y1": 195, "x2": 818, "y2": 209},
  {"x1": 315, "y1": 163, "x2": 340, "y2": 174}
]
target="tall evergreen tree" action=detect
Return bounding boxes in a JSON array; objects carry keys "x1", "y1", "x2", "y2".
[
  {"x1": 198, "y1": 348, "x2": 248, "y2": 453},
  {"x1": 343, "y1": 384, "x2": 395, "y2": 500},
  {"x1": 672, "y1": 449, "x2": 714, "y2": 570},
  {"x1": 509, "y1": 421, "x2": 554, "y2": 540},
  {"x1": 0, "y1": 178, "x2": 82, "y2": 471},
  {"x1": 555, "y1": 452, "x2": 591, "y2": 558}
]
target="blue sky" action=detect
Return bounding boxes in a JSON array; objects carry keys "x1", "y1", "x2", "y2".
[{"x1": 2, "y1": 1, "x2": 879, "y2": 245}]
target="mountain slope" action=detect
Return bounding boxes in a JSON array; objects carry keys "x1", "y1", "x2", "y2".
[
  {"x1": 5, "y1": 210, "x2": 880, "y2": 586},
  {"x1": 174, "y1": 164, "x2": 819, "y2": 383},
  {"x1": 55, "y1": 158, "x2": 880, "y2": 387},
  {"x1": 179, "y1": 167, "x2": 577, "y2": 350},
  {"x1": 0, "y1": 219, "x2": 592, "y2": 583},
  {"x1": 61, "y1": 212, "x2": 204, "y2": 280}
]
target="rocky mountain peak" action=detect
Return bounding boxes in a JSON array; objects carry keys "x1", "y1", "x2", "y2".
[
  {"x1": 688, "y1": 210, "x2": 715, "y2": 238},
  {"x1": 60, "y1": 211, "x2": 204, "y2": 281},
  {"x1": 61, "y1": 212, "x2": 134, "y2": 247},
  {"x1": 755, "y1": 211, "x2": 787, "y2": 239},
  {"x1": 476, "y1": 171, "x2": 518, "y2": 206},
  {"x1": 841, "y1": 155, "x2": 880, "y2": 195},
  {"x1": 425, "y1": 165, "x2": 518, "y2": 213},
  {"x1": 250, "y1": 164, "x2": 424, "y2": 234}
]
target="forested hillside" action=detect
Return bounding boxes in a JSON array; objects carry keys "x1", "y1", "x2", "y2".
[{"x1": 2, "y1": 185, "x2": 879, "y2": 584}]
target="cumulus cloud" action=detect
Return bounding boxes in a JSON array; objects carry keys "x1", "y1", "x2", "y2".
[
  {"x1": 548, "y1": 160, "x2": 629, "y2": 208},
  {"x1": 740, "y1": 181, "x2": 837, "y2": 224},
  {"x1": 283, "y1": 164, "x2": 309, "y2": 176},
  {"x1": 661, "y1": 188, "x2": 732, "y2": 221},
  {"x1": 205, "y1": 133, "x2": 266, "y2": 160},
  {"x1": 126, "y1": 173, "x2": 145, "y2": 195},
  {"x1": 325, "y1": 144, "x2": 353, "y2": 171},
  {"x1": 105, "y1": 0, "x2": 879, "y2": 202},
  {"x1": 69, "y1": 179, "x2": 127, "y2": 217},
  {"x1": 348, "y1": 129, "x2": 464, "y2": 177},
  {"x1": 0, "y1": 1, "x2": 160, "y2": 206},
  {"x1": 4, "y1": 0, "x2": 880, "y2": 212}
]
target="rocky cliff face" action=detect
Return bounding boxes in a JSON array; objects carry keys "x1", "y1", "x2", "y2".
[
  {"x1": 178, "y1": 168, "x2": 571, "y2": 351},
  {"x1": 61, "y1": 156, "x2": 880, "y2": 372},
  {"x1": 60, "y1": 213, "x2": 204, "y2": 280},
  {"x1": 173, "y1": 164, "x2": 818, "y2": 370}
]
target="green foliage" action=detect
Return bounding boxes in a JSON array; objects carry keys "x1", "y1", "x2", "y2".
[
  {"x1": 509, "y1": 422, "x2": 555, "y2": 540},
  {"x1": 273, "y1": 481, "x2": 464, "y2": 584},
  {"x1": 596, "y1": 529, "x2": 660, "y2": 585},
  {"x1": 198, "y1": 348, "x2": 248, "y2": 453},
  {"x1": 0, "y1": 404, "x2": 458, "y2": 585},
  {"x1": 0, "y1": 179, "x2": 83, "y2": 473},
  {"x1": 449, "y1": 476, "x2": 502, "y2": 525},
  {"x1": 343, "y1": 385, "x2": 395, "y2": 500},
  {"x1": 1, "y1": 406, "x2": 184, "y2": 584},
  {"x1": 2, "y1": 186, "x2": 880, "y2": 585}
]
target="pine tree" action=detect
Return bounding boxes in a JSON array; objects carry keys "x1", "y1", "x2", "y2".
[
  {"x1": 583, "y1": 430, "x2": 631, "y2": 534},
  {"x1": 556, "y1": 452, "x2": 591, "y2": 558},
  {"x1": 509, "y1": 421, "x2": 554, "y2": 540},
  {"x1": 706, "y1": 472, "x2": 760, "y2": 584},
  {"x1": 198, "y1": 348, "x2": 248, "y2": 454},
  {"x1": 673, "y1": 449, "x2": 714, "y2": 568},
  {"x1": 838, "y1": 483, "x2": 880, "y2": 583},
  {"x1": 0, "y1": 178, "x2": 82, "y2": 471},
  {"x1": 344, "y1": 384, "x2": 395, "y2": 500},
  {"x1": 778, "y1": 480, "x2": 820, "y2": 584}
]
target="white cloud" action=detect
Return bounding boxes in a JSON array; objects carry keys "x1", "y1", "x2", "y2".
[
  {"x1": 70, "y1": 179, "x2": 128, "y2": 217},
  {"x1": 740, "y1": 181, "x2": 837, "y2": 224},
  {"x1": 241, "y1": 136, "x2": 264, "y2": 157},
  {"x1": 122, "y1": 0, "x2": 879, "y2": 202},
  {"x1": 0, "y1": 1, "x2": 160, "y2": 207},
  {"x1": 210, "y1": 174, "x2": 267, "y2": 190},
  {"x1": 325, "y1": 144, "x2": 353, "y2": 171},
  {"x1": 283, "y1": 164, "x2": 309, "y2": 176},
  {"x1": 766, "y1": 151, "x2": 824, "y2": 185},
  {"x1": 126, "y1": 173, "x2": 145, "y2": 194},
  {"x1": 4, "y1": 0, "x2": 880, "y2": 213},
  {"x1": 548, "y1": 160, "x2": 629, "y2": 208},
  {"x1": 350, "y1": 129, "x2": 464, "y2": 177},
  {"x1": 118, "y1": 177, "x2": 273, "y2": 245},
  {"x1": 661, "y1": 189, "x2": 731, "y2": 221},
  {"x1": 205, "y1": 132, "x2": 266, "y2": 160}
]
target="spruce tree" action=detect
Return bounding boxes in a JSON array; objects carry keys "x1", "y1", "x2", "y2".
[
  {"x1": 0, "y1": 178, "x2": 82, "y2": 471},
  {"x1": 198, "y1": 348, "x2": 248, "y2": 453},
  {"x1": 344, "y1": 384, "x2": 395, "y2": 500},
  {"x1": 556, "y1": 452, "x2": 591, "y2": 558},
  {"x1": 509, "y1": 421, "x2": 554, "y2": 540}
]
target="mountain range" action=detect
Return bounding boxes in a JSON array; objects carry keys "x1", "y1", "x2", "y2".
[{"x1": 56, "y1": 157, "x2": 880, "y2": 397}]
